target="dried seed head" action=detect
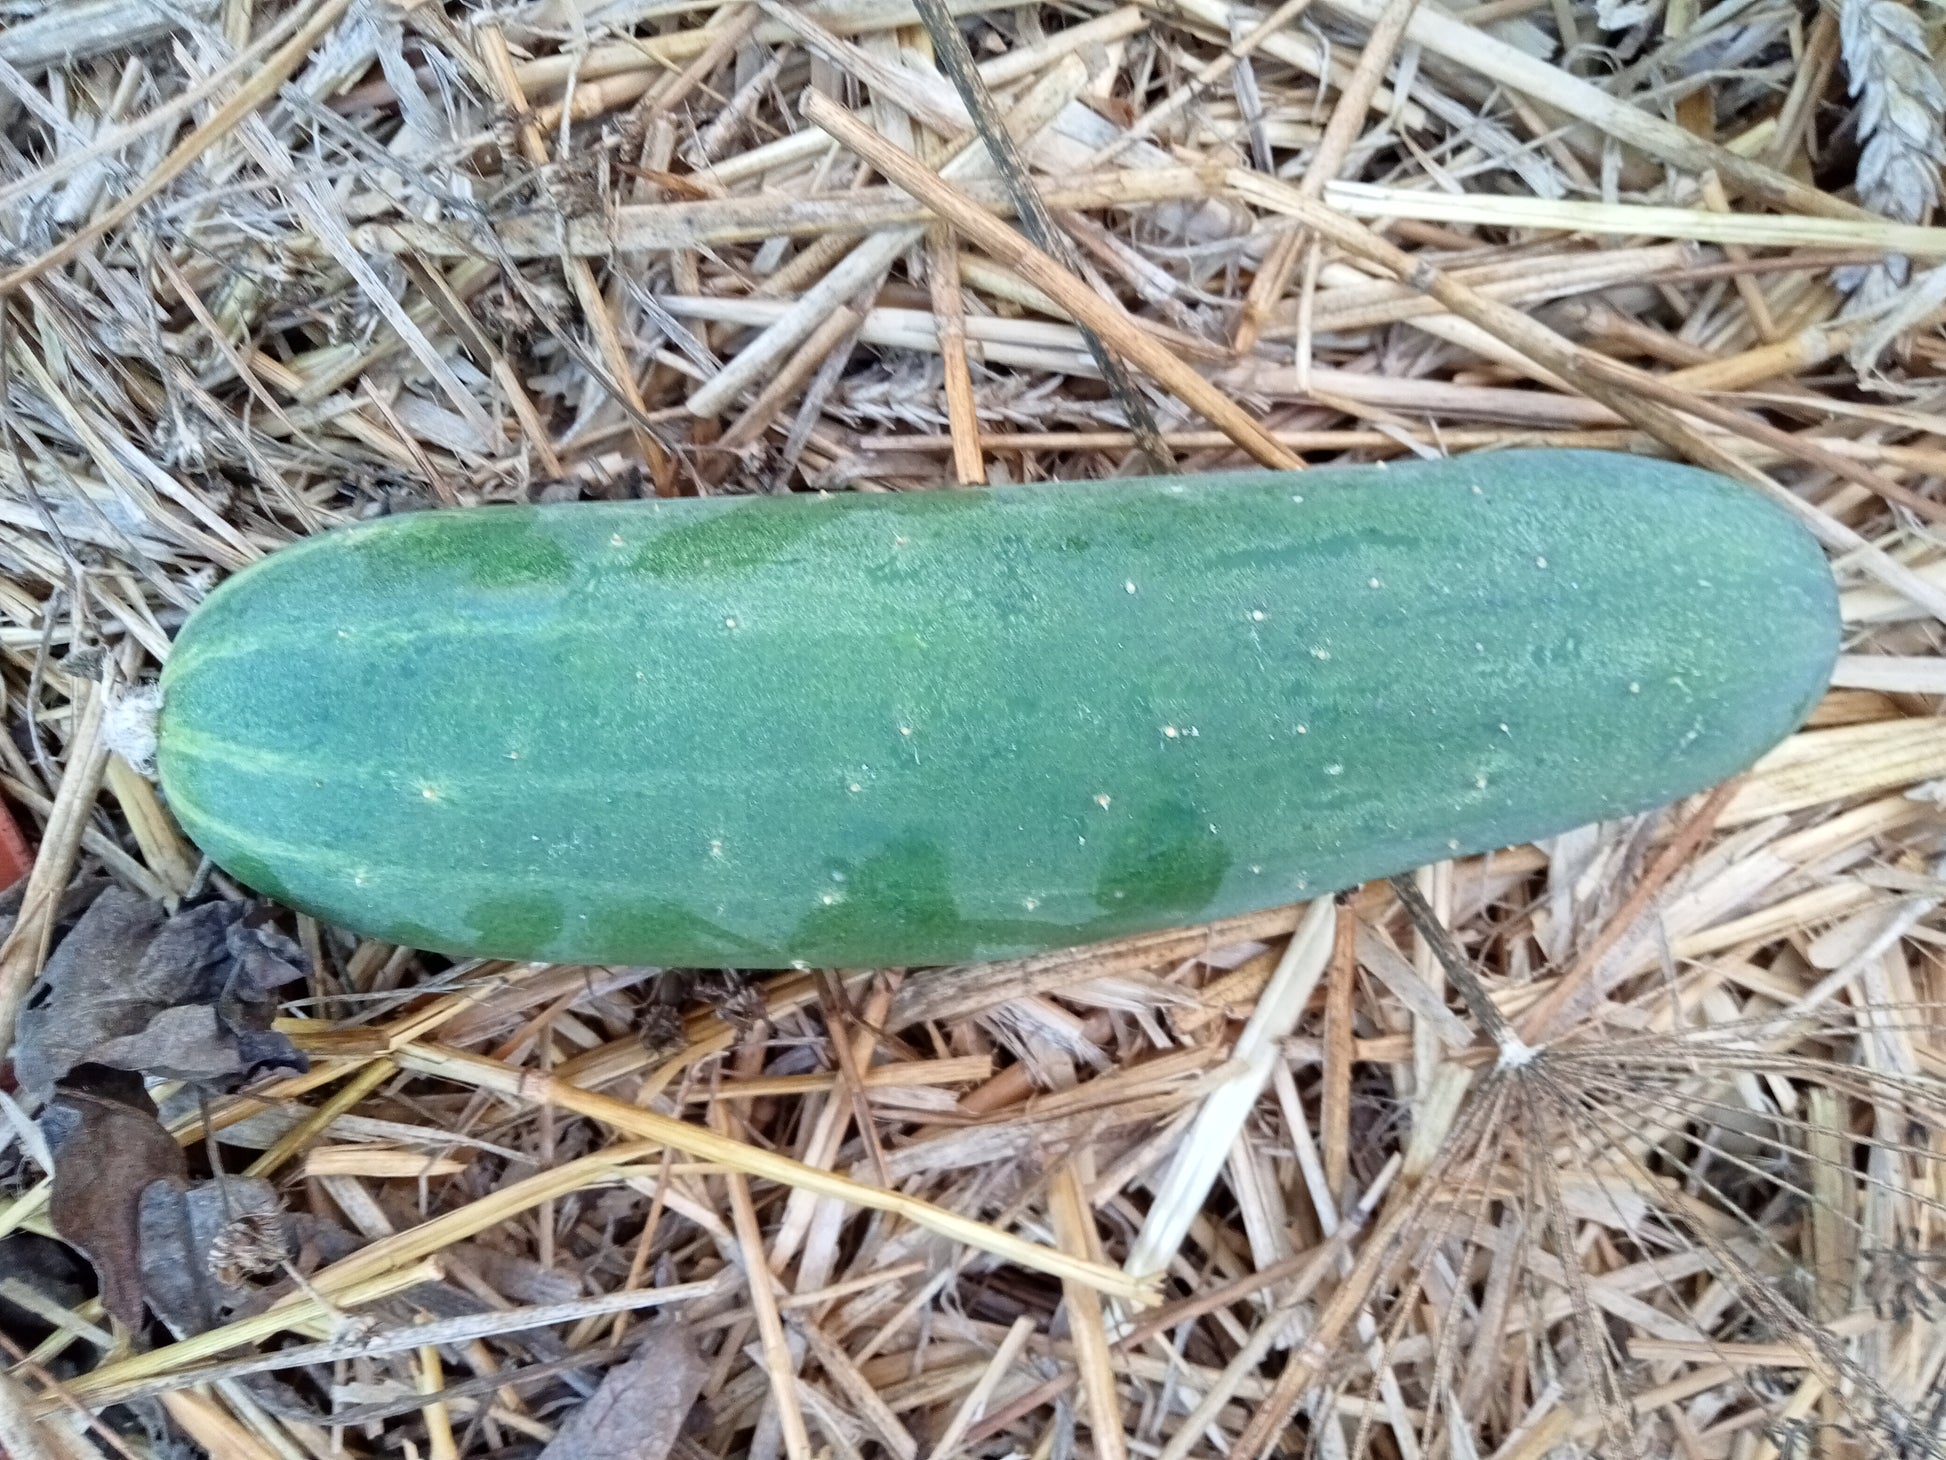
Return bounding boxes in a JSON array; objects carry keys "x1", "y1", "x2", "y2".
[
  {"x1": 208, "y1": 1209, "x2": 287, "y2": 1289},
  {"x1": 1837, "y1": 0, "x2": 1946, "y2": 317}
]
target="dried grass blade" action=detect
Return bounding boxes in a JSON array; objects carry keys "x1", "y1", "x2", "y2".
[
  {"x1": 1227, "y1": 167, "x2": 1946, "y2": 623},
  {"x1": 1320, "y1": 0, "x2": 1872, "y2": 219},
  {"x1": 804, "y1": 92, "x2": 1300, "y2": 468},
  {"x1": 912, "y1": 0, "x2": 1172, "y2": 469},
  {"x1": 1234, "y1": 0, "x2": 1421, "y2": 352},
  {"x1": 893, "y1": 904, "x2": 1305, "y2": 1027},
  {"x1": 62, "y1": 1261, "x2": 445, "y2": 1401},
  {"x1": 1049, "y1": 1163, "x2": 1126, "y2": 1460},
  {"x1": 1324, "y1": 183, "x2": 1946, "y2": 255},
  {"x1": 1726, "y1": 719, "x2": 1946, "y2": 823},
  {"x1": 1122, "y1": 900, "x2": 1334, "y2": 1283},
  {"x1": 0, "y1": 677, "x2": 109, "y2": 1049},
  {"x1": 390, "y1": 1043, "x2": 1154, "y2": 1302},
  {"x1": 0, "y1": 0, "x2": 356, "y2": 296}
]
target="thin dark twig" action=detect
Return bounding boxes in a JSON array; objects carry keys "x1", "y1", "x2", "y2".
[
  {"x1": 1388, "y1": 873, "x2": 1512, "y2": 1049},
  {"x1": 906, "y1": 0, "x2": 1174, "y2": 474}
]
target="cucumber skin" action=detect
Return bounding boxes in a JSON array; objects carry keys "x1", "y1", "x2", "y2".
[{"x1": 157, "y1": 451, "x2": 1837, "y2": 969}]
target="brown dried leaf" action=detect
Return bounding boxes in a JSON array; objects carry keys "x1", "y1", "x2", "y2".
[
  {"x1": 44, "y1": 1068, "x2": 187, "y2": 1331},
  {"x1": 17, "y1": 888, "x2": 309, "y2": 1100},
  {"x1": 536, "y1": 1318, "x2": 708, "y2": 1460}
]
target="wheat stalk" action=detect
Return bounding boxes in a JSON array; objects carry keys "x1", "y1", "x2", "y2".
[{"x1": 1838, "y1": 0, "x2": 1946, "y2": 313}]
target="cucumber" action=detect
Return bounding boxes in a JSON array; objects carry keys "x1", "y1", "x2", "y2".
[{"x1": 156, "y1": 450, "x2": 1837, "y2": 969}]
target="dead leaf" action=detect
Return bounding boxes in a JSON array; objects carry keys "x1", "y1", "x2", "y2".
[
  {"x1": 138, "y1": 1175, "x2": 288, "y2": 1339},
  {"x1": 17, "y1": 888, "x2": 309, "y2": 1101},
  {"x1": 536, "y1": 1318, "x2": 708, "y2": 1460},
  {"x1": 43, "y1": 1067, "x2": 187, "y2": 1331},
  {"x1": 137, "y1": 1176, "x2": 290, "y2": 1338},
  {"x1": 135, "y1": 1177, "x2": 324, "y2": 1423}
]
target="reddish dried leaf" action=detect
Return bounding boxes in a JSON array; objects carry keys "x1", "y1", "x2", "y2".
[{"x1": 0, "y1": 796, "x2": 30, "y2": 890}]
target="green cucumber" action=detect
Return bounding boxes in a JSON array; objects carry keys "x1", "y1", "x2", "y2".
[{"x1": 156, "y1": 450, "x2": 1837, "y2": 969}]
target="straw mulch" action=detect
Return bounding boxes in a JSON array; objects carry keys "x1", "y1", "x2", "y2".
[{"x1": 1, "y1": 0, "x2": 1945, "y2": 1456}]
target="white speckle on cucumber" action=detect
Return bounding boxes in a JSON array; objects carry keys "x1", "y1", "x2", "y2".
[
  {"x1": 1535, "y1": 557, "x2": 1548, "y2": 569},
  {"x1": 1311, "y1": 647, "x2": 1331, "y2": 660},
  {"x1": 1095, "y1": 794, "x2": 1112, "y2": 808},
  {"x1": 1325, "y1": 764, "x2": 1343, "y2": 776},
  {"x1": 1125, "y1": 580, "x2": 1137, "y2": 594},
  {"x1": 1250, "y1": 609, "x2": 1266, "y2": 621}
]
